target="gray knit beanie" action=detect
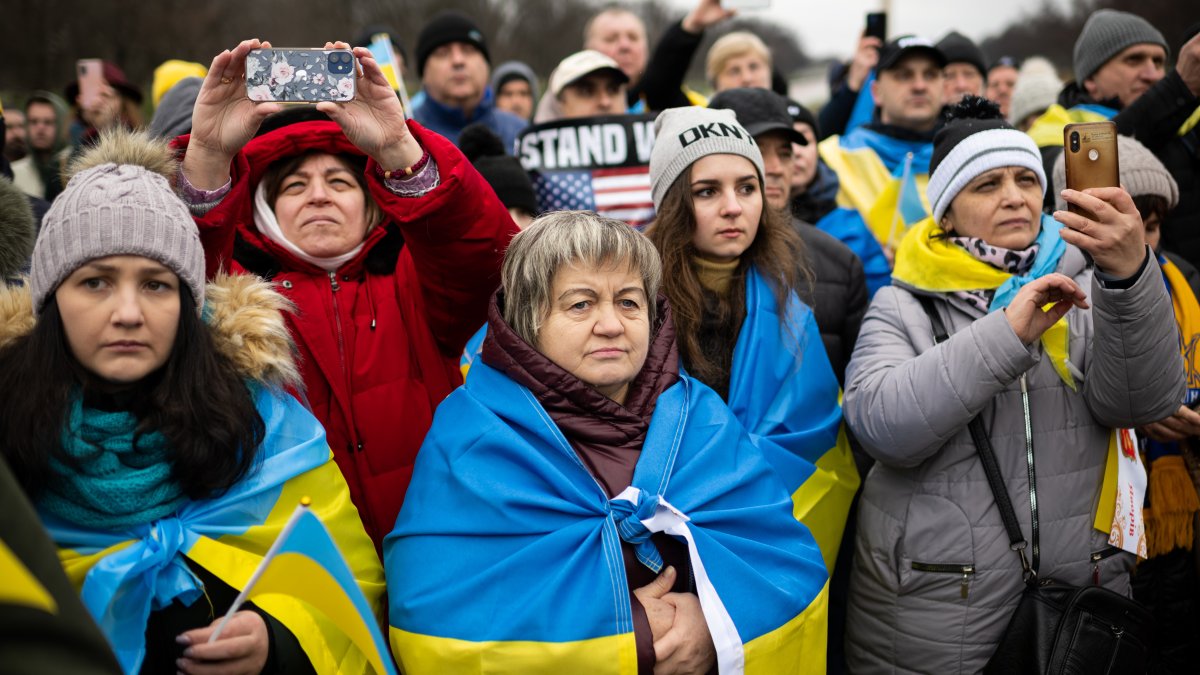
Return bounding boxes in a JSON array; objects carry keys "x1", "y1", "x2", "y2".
[
  {"x1": 1073, "y1": 10, "x2": 1168, "y2": 85},
  {"x1": 30, "y1": 129, "x2": 205, "y2": 314},
  {"x1": 1051, "y1": 134, "x2": 1179, "y2": 212},
  {"x1": 649, "y1": 107, "x2": 764, "y2": 211}
]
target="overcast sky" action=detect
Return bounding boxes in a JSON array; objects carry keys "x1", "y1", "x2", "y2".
[{"x1": 652, "y1": 0, "x2": 1071, "y2": 59}]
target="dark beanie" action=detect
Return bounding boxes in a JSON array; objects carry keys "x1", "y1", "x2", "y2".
[
  {"x1": 459, "y1": 123, "x2": 538, "y2": 216},
  {"x1": 416, "y1": 11, "x2": 490, "y2": 77},
  {"x1": 786, "y1": 98, "x2": 819, "y2": 139},
  {"x1": 936, "y1": 31, "x2": 987, "y2": 77}
]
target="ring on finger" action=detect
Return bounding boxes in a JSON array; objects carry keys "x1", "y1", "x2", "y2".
[{"x1": 220, "y1": 76, "x2": 234, "y2": 85}]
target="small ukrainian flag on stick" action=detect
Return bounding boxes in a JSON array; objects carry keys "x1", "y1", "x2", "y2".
[{"x1": 210, "y1": 497, "x2": 398, "y2": 675}]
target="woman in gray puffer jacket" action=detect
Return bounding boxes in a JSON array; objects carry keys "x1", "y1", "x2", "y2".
[{"x1": 842, "y1": 98, "x2": 1186, "y2": 674}]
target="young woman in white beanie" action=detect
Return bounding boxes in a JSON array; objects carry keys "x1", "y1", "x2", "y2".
[
  {"x1": 0, "y1": 129, "x2": 383, "y2": 675},
  {"x1": 843, "y1": 96, "x2": 1183, "y2": 672},
  {"x1": 644, "y1": 106, "x2": 853, "y2": 579}
]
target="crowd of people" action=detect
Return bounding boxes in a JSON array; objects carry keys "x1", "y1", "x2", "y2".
[{"x1": 2, "y1": 1, "x2": 1199, "y2": 673}]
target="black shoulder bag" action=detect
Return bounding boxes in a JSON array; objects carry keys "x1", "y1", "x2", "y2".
[{"x1": 917, "y1": 295, "x2": 1152, "y2": 675}]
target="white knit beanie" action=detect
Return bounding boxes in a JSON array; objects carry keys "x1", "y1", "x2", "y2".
[{"x1": 649, "y1": 107, "x2": 764, "y2": 211}]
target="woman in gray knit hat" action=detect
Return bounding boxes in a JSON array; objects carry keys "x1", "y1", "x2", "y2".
[
  {"x1": 644, "y1": 106, "x2": 855, "y2": 594},
  {"x1": 0, "y1": 128, "x2": 382, "y2": 674}
]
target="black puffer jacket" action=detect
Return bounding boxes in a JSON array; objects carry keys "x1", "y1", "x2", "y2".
[{"x1": 793, "y1": 218, "x2": 868, "y2": 386}]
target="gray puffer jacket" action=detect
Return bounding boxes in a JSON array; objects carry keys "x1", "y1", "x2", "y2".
[{"x1": 843, "y1": 246, "x2": 1185, "y2": 674}]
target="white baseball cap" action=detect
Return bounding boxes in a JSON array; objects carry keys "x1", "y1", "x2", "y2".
[{"x1": 548, "y1": 50, "x2": 629, "y2": 97}]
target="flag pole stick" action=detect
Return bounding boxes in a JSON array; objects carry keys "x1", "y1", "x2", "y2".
[{"x1": 208, "y1": 497, "x2": 312, "y2": 642}]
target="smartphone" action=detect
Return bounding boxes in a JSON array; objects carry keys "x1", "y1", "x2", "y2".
[
  {"x1": 865, "y1": 12, "x2": 888, "y2": 41},
  {"x1": 245, "y1": 48, "x2": 357, "y2": 103},
  {"x1": 76, "y1": 59, "x2": 104, "y2": 109},
  {"x1": 723, "y1": 0, "x2": 772, "y2": 9},
  {"x1": 1063, "y1": 121, "x2": 1119, "y2": 221}
]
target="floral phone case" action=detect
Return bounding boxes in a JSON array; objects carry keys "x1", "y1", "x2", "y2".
[{"x1": 245, "y1": 48, "x2": 356, "y2": 103}]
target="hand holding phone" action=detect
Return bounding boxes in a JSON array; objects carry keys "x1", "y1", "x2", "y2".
[
  {"x1": 1055, "y1": 121, "x2": 1146, "y2": 278},
  {"x1": 865, "y1": 12, "x2": 887, "y2": 41}
]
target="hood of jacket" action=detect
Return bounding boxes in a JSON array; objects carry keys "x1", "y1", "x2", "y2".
[
  {"x1": 792, "y1": 160, "x2": 840, "y2": 224},
  {"x1": 0, "y1": 177, "x2": 35, "y2": 279},
  {"x1": 0, "y1": 273, "x2": 301, "y2": 390}
]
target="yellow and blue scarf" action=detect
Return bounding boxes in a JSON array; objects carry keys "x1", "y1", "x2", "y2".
[
  {"x1": 892, "y1": 214, "x2": 1075, "y2": 388},
  {"x1": 45, "y1": 386, "x2": 385, "y2": 674}
]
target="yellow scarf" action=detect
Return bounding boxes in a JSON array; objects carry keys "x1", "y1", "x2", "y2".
[
  {"x1": 1162, "y1": 258, "x2": 1200, "y2": 399},
  {"x1": 892, "y1": 216, "x2": 1075, "y2": 389}
]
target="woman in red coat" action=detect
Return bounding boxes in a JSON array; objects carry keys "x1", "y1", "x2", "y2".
[{"x1": 175, "y1": 39, "x2": 518, "y2": 549}]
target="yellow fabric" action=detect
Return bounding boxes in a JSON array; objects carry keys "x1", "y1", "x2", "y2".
[
  {"x1": 1095, "y1": 433, "x2": 1120, "y2": 533},
  {"x1": 389, "y1": 628, "x2": 638, "y2": 675},
  {"x1": 1181, "y1": 106, "x2": 1200, "y2": 137},
  {"x1": 1144, "y1": 455, "x2": 1200, "y2": 557},
  {"x1": 1162, "y1": 258, "x2": 1200, "y2": 393},
  {"x1": 187, "y1": 459, "x2": 385, "y2": 675},
  {"x1": 743, "y1": 581, "x2": 829, "y2": 674},
  {"x1": 892, "y1": 216, "x2": 1074, "y2": 389},
  {"x1": 693, "y1": 256, "x2": 739, "y2": 295},
  {"x1": 818, "y1": 136, "x2": 930, "y2": 249},
  {"x1": 0, "y1": 539, "x2": 58, "y2": 615},
  {"x1": 684, "y1": 87, "x2": 709, "y2": 108},
  {"x1": 1026, "y1": 104, "x2": 1110, "y2": 148},
  {"x1": 791, "y1": 422, "x2": 861, "y2": 571},
  {"x1": 151, "y1": 60, "x2": 208, "y2": 108}
]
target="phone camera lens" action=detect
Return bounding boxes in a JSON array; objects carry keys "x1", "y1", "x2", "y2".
[{"x1": 1069, "y1": 131, "x2": 1080, "y2": 153}]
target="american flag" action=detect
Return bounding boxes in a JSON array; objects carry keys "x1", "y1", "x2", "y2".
[{"x1": 533, "y1": 166, "x2": 656, "y2": 230}]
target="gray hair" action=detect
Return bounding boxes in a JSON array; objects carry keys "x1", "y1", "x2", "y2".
[{"x1": 501, "y1": 210, "x2": 662, "y2": 346}]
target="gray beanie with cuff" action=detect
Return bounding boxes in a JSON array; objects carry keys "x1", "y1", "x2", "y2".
[
  {"x1": 30, "y1": 129, "x2": 205, "y2": 314},
  {"x1": 1073, "y1": 10, "x2": 1168, "y2": 85},
  {"x1": 649, "y1": 107, "x2": 764, "y2": 211}
]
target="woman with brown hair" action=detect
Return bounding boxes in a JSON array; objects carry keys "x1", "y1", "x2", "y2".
[{"x1": 644, "y1": 107, "x2": 855, "y2": 573}]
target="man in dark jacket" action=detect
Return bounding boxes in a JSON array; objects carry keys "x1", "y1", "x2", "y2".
[
  {"x1": 585, "y1": 0, "x2": 732, "y2": 112},
  {"x1": 708, "y1": 88, "x2": 867, "y2": 385},
  {"x1": 1028, "y1": 11, "x2": 1200, "y2": 266}
]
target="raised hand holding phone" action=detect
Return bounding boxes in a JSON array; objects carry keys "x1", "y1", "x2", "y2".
[
  {"x1": 313, "y1": 41, "x2": 422, "y2": 174},
  {"x1": 1054, "y1": 187, "x2": 1146, "y2": 279}
]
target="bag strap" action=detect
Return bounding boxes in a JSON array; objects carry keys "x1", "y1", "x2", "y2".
[{"x1": 915, "y1": 295, "x2": 1036, "y2": 581}]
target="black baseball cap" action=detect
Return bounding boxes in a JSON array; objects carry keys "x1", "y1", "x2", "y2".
[
  {"x1": 877, "y1": 35, "x2": 947, "y2": 72},
  {"x1": 707, "y1": 88, "x2": 808, "y2": 146}
]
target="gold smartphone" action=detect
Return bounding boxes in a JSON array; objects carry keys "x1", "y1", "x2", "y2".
[{"x1": 1062, "y1": 121, "x2": 1119, "y2": 221}]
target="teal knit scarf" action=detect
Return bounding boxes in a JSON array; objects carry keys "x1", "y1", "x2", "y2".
[{"x1": 40, "y1": 396, "x2": 186, "y2": 530}]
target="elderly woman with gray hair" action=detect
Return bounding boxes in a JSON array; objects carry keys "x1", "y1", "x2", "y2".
[{"x1": 383, "y1": 211, "x2": 831, "y2": 674}]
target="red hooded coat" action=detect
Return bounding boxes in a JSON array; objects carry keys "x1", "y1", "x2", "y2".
[{"x1": 180, "y1": 120, "x2": 517, "y2": 549}]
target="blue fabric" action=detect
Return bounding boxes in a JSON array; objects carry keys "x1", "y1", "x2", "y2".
[
  {"x1": 727, "y1": 267, "x2": 842, "y2": 486},
  {"x1": 628, "y1": 98, "x2": 646, "y2": 114},
  {"x1": 987, "y1": 214, "x2": 1067, "y2": 311},
  {"x1": 839, "y1": 125, "x2": 935, "y2": 176},
  {"x1": 845, "y1": 70, "x2": 877, "y2": 136},
  {"x1": 41, "y1": 397, "x2": 184, "y2": 530},
  {"x1": 42, "y1": 386, "x2": 331, "y2": 674},
  {"x1": 1074, "y1": 103, "x2": 1119, "y2": 120},
  {"x1": 816, "y1": 207, "x2": 892, "y2": 297},
  {"x1": 412, "y1": 86, "x2": 527, "y2": 152},
  {"x1": 459, "y1": 324, "x2": 487, "y2": 376},
  {"x1": 385, "y1": 361, "x2": 827, "y2": 645}
]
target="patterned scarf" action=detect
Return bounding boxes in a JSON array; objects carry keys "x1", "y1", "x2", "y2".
[
  {"x1": 40, "y1": 396, "x2": 185, "y2": 530},
  {"x1": 948, "y1": 236, "x2": 1041, "y2": 313}
]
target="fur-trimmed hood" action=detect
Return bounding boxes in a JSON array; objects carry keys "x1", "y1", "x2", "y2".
[
  {"x1": 0, "y1": 177, "x2": 35, "y2": 279},
  {"x1": 0, "y1": 273, "x2": 301, "y2": 390}
]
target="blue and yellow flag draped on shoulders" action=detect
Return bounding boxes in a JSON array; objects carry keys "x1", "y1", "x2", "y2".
[
  {"x1": 819, "y1": 125, "x2": 933, "y2": 252},
  {"x1": 386, "y1": 357, "x2": 829, "y2": 674},
  {"x1": 729, "y1": 268, "x2": 859, "y2": 571},
  {"x1": 44, "y1": 386, "x2": 385, "y2": 675}
]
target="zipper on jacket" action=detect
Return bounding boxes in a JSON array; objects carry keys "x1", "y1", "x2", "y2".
[
  {"x1": 1021, "y1": 373, "x2": 1039, "y2": 573},
  {"x1": 910, "y1": 562, "x2": 975, "y2": 599},
  {"x1": 1090, "y1": 547, "x2": 1122, "y2": 585},
  {"x1": 328, "y1": 272, "x2": 347, "y2": 377}
]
